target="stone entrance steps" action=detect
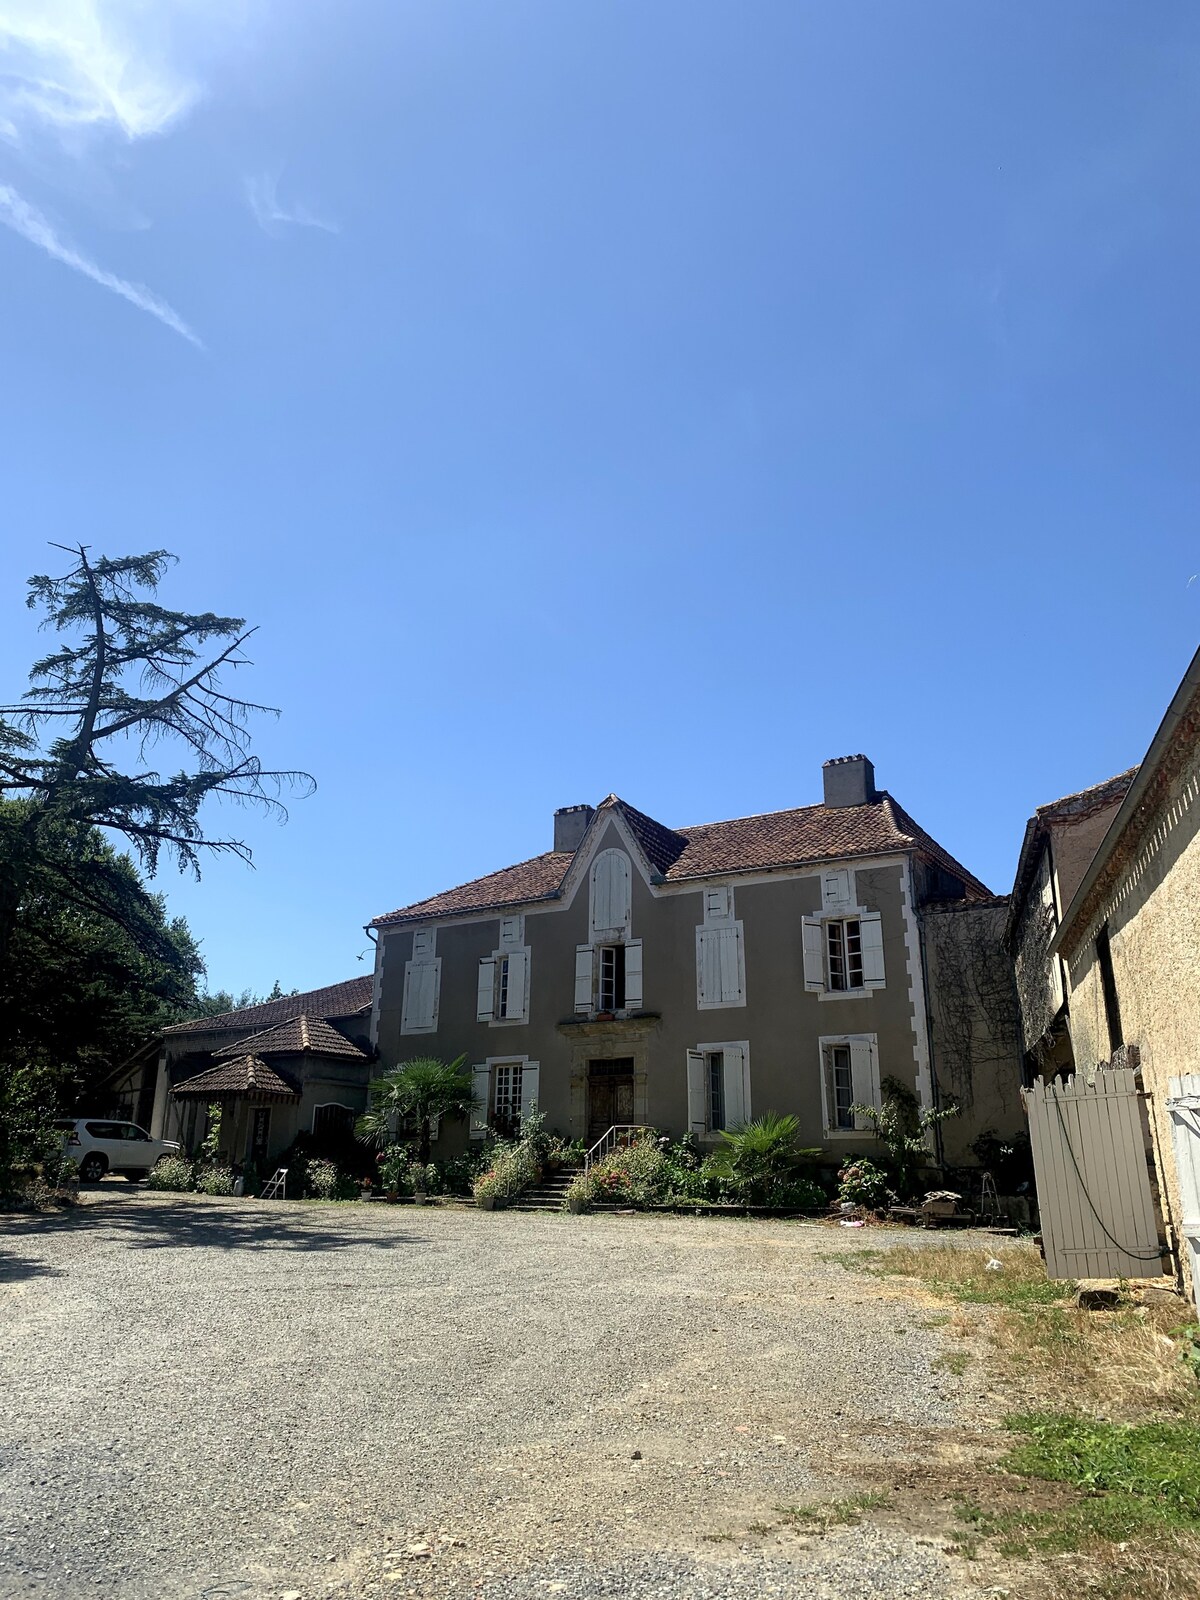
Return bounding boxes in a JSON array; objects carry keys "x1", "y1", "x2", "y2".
[{"x1": 506, "y1": 1167, "x2": 581, "y2": 1212}]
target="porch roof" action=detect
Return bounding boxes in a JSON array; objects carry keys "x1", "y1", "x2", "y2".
[{"x1": 172, "y1": 1056, "x2": 302, "y2": 1104}]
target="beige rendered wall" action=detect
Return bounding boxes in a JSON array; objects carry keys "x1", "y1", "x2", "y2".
[
  {"x1": 374, "y1": 817, "x2": 931, "y2": 1161},
  {"x1": 1065, "y1": 759, "x2": 1200, "y2": 1290}
]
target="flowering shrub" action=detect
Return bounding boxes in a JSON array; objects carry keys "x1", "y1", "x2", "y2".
[
  {"x1": 472, "y1": 1140, "x2": 538, "y2": 1205},
  {"x1": 304, "y1": 1159, "x2": 357, "y2": 1200},
  {"x1": 146, "y1": 1156, "x2": 194, "y2": 1192},
  {"x1": 196, "y1": 1166, "x2": 236, "y2": 1197},
  {"x1": 837, "y1": 1158, "x2": 892, "y2": 1211}
]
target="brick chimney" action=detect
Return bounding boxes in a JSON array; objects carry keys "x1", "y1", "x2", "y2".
[
  {"x1": 822, "y1": 755, "x2": 876, "y2": 809},
  {"x1": 554, "y1": 804, "x2": 595, "y2": 853}
]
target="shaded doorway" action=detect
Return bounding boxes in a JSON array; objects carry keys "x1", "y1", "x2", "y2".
[{"x1": 587, "y1": 1059, "x2": 635, "y2": 1144}]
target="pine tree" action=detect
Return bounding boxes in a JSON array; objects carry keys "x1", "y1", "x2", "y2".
[{"x1": 0, "y1": 546, "x2": 313, "y2": 967}]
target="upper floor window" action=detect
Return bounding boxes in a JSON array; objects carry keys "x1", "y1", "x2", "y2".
[
  {"x1": 826, "y1": 918, "x2": 863, "y2": 991},
  {"x1": 803, "y1": 909, "x2": 885, "y2": 996},
  {"x1": 575, "y1": 939, "x2": 643, "y2": 1015},
  {"x1": 478, "y1": 916, "x2": 530, "y2": 1025},
  {"x1": 401, "y1": 927, "x2": 441, "y2": 1034},
  {"x1": 696, "y1": 883, "x2": 746, "y2": 1010}
]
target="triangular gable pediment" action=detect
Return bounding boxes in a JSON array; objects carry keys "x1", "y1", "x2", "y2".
[{"x1": 554, "y1": 796, "x2": 678, "y2": 913}]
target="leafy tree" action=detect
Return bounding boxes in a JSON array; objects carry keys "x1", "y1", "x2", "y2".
[
  {"x1": 186, "y1": 979, "x2": 296, "y2": 1019},
  {"x1": 357, "y1": 1057, "x2": 478, "y2": 1166},
  {"x1": 0, "y1": 802, "x2": 204, "y2": 1196},
  {"x1": 851, "y1": 1076, "x2": 959, "y2": 1201},
  {"x1": 0, "y1": 545, "x2": 313, "y2": 968}
]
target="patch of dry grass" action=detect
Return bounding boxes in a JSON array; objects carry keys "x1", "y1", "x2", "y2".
[{"x1": 839, "y1": 1239, "x2": 1197, "y2": 1417}]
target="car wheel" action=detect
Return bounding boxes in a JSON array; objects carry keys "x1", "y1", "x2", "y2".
[
  {"x1": 123, "y1": 1171, "x2": 149, "y2": 1183},
  {"x1": 79, "y1": 1153, "x2": 107, "y2": 1183}
]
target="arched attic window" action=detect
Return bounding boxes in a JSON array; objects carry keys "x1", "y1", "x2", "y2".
[{"x1": 590, "y1": 849, "x2": 632, "y2": 940}]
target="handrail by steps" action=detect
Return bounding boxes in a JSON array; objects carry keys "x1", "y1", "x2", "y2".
[{"x1": 584, "y1": 1125, "x2": 647, "y2": 1174}]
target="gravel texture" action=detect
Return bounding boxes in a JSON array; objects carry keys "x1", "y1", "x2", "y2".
[{"x1": 0, "y1": 1192, "x2": 988, "y2": 1600}]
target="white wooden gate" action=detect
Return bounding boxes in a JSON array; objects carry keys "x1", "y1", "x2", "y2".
[
  {"x1": 1166, "y1": 1076, "x2": 1200, "y2": 1314},
  {"x1": 1023, "y1": 1069, "x2": 1166, "y2": 1280}
]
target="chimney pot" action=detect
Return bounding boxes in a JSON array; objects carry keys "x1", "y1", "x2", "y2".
[
  {"x1": 554, "y1": 804, "x2": 595, "y2": 853},
  {"x1": 822, "y1": 755, "x2": 876, "y2": 809}
]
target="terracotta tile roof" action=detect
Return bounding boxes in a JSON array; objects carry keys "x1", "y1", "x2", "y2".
[
  {"x1": 164, "y1": 976, "x2": 374, "y2": 1037},
  {"x1": 371, "y1": 791, "x2": 989, "y2": 926},
  {"x1": 1005, "y1": 767, "x2": 1139, "y2": 942},
  {"x1": 171, "y1": 1056, "x2": 302, "y2": 1102},
  {"x1": 213, "y1": 1014, "x2": 369, "y2": 1062},
  {"x1": 1034, "y1": 767, "x2": 1139, "y2": 825}
]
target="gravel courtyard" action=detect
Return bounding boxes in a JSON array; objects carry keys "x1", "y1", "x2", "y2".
[{"x1": 0, "y1": 1194, "x2": 999, "y2": 1600}]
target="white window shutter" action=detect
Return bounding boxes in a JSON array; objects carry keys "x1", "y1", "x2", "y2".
[
  {"x1": 849, "y1": 1037, "x2": 880, "y2": 1129},
  {"x1": 722, "y1": 1045, "x2": 746, "y2": 1129},
  {"x1": 698, "y1": 928, "x2": 721, "y2": 1006},
  {"x1": 476, "y1": 958, "x2": 496, "y2": 1023},
  {"x1": 718, "y1": 926, "x2": 744, "y2": 1005},
  {"x1": 505, "y1": 949, "x2": 528, "y2": 1021},
  {"x1": 519, "y1": 1061, "x2": 540, "y2": 1121},
  {"x1": 802, "y1": 917, "x2": 825, "y2": 991},
  {"x1": 592, "y1": 850, "x2": 631, "y2": 936},
  {"x1": 400, "y1": 961, "x2": 417, "y2": 1033},
  {"x1": 860, "y1": 913, "x2": 885, "y2": 988},
  {"x1": 412, "y1": 927, "x2": 436, "y2": 961},
  {"x1": 500, "y1": 915, "x2": 522, "y2": 950},
  {"x1": 623, "y1": 940, "x2": 644, "y2": 1009},
  {"x1": 704, "y1": 886, "x2": 731, "y2": 923},
  {"x1": 824, "y1": 869, "x2": 851, "y2": 908},
  {"x1": 686, "y1": 1050, "x2": 707, "y2": 1137},
  {"x1": 574, "y1": 945, "x2": 594, "y2": 1013},
  {"x1": 469, "y1": 1066, "x2": 491, "y2": 1138}
]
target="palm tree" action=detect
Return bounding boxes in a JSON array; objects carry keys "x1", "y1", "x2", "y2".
[
  {"x1": 356, "y1": 1056, "x2": 477, "y2": 1165},
  {"x1": 710, "y1": 1112, "x2": 817, "y2": 1204}
]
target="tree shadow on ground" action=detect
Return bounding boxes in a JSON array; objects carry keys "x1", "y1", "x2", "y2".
[
  {"x1": 0, "y1": 1245, "x2": 63, "y2": 1283},
  {"x1": 0, "y1": 1195, "x2": 425, "y2": 1255}
]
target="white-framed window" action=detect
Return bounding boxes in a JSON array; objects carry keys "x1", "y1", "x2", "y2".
[
  {"x1": 802, "y1": 909, "x2": 884, "y2": 997},
  {"x1": 696, "y1": 885, "x2": 745, "y2": 1010},
  {"x1": 686, "y1": 1042, "x2": 749, "y2": 1138},
  {"x1": 400, "y1": 926, "x2": 441, "y2": 1034},
  {"x1": 574, "y1": 939, "x2": 644, "y2": 1015},
  {"x1": 477, "y1": 941, "x2": 530, "y2": 1025},
  {"x1": 818, "y1": 1034, "x2": 880, "y2": 1136},
  {"x1": 469, "y1": 1057, "x2": 540, "y2": 1139}
]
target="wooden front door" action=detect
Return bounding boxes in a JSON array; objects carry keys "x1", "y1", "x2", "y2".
[{"x1": 587, "y1": 1059, "x2": 635, "y2": 1143}]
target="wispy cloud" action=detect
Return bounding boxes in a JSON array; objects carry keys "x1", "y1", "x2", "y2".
[
  {"x1": 0, "y1": 2, "x2": 199, "y2": 144},
  {"x1": 0, "y1": 183, "x2": 201, "y2": 344},
  {"x1": 245, "y1": 171, "x2": 338, "y2": 236}
]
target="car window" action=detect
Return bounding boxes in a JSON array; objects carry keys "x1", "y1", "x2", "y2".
[
  {"x1": 53, "y1": 1120, "x2": 75, "y2": 1131},
  {"x1": 122, "y1": 1125, "x2": 150, "y2": 1141},
  {"x1": 84, "y1": 1122, "x2": 120, "y2": 1139}
]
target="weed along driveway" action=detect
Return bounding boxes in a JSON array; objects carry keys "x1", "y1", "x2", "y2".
[{"x1": 3, "y1": 1195, "x2": 1191, "y2": 1600}]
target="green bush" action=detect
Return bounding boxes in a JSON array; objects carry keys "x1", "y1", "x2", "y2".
[
  {"x1": 304, "y1": 1158, "x2": 356, "y2": 1200},
  {"x1": 586, "y1": 1132, "x2": 669, "y2": 1208},
  {"x1": 196, "y1": 1166, "x2": 235, "y2": 1197},
  {"x1": 146, "y1": 1155, "x2": 194, "y2": 1192},
  {"x1": 473, "y1": 1140, "x2": 538, "y2": 1203},
  {"x1": 837, "y1": 1158, "x2": 892, "y2": 1210}
]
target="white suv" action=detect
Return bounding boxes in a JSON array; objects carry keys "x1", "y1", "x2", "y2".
[{"x1": 56, "y1": 1119, "x2": 180, "y2": 1184}]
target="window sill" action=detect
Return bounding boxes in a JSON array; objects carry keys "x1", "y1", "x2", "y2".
[
  {"x1": 488, "y1": 1017, "x2": 528, "y2": 1027},
  {"x1": 817, "y1": 987, "x2": 877, "y2": 1002},
  {"x1": 823, "y1": 1128, "x2": 871, "y2": 1139}
]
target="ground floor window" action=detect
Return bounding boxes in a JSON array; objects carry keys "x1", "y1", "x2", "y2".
[
  {"x1": 493, "y1": 1062, "x2": 524, "y2": 1138},
  {"x1": 706, "y1": 1050, "x2": 726, "y2": 1132},
  {"x1": 828, "y1": 1044, "x2": 854, "y2": 1130}
]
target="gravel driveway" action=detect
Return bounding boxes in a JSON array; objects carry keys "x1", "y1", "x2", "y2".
[{"x1": 0, "y1": 1194, "x2": 993, "y2": 1600}]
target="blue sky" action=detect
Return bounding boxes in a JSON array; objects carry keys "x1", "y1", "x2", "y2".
[{"x1": 1, "y1": 2, "x2": 1198, "y2": 997}]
